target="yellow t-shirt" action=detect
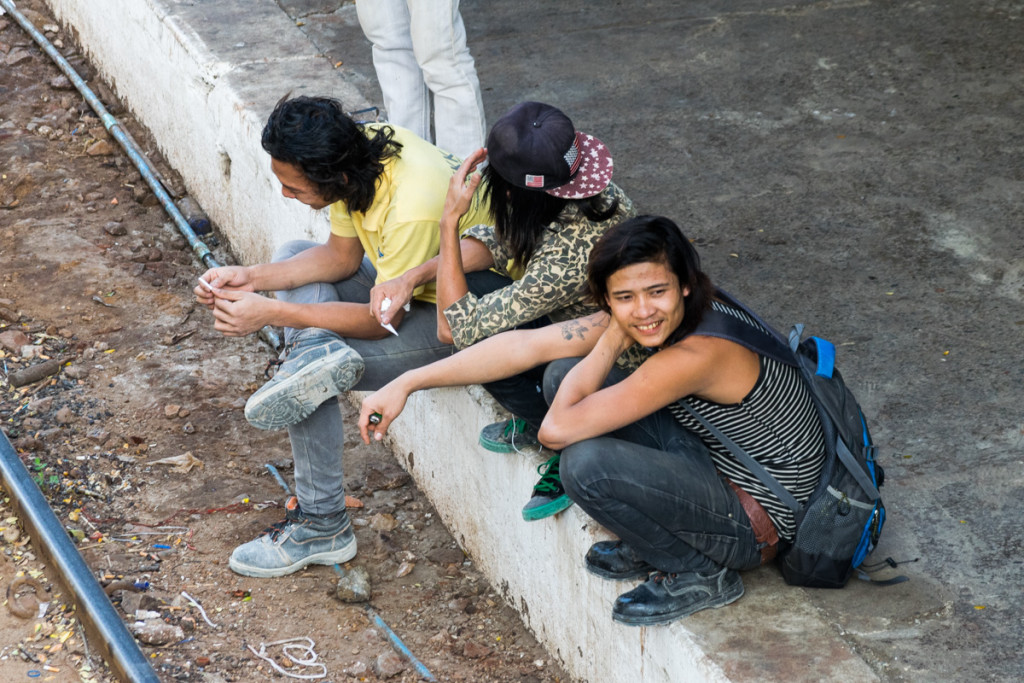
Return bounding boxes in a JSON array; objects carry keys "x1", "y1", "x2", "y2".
[{"x1": 329, "y1": 125, "x2": 492, "y2": 303}]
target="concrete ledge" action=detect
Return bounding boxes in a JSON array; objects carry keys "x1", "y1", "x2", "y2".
[{"x1": 41, "y1": 1, "x2": 881, "y2": 680}]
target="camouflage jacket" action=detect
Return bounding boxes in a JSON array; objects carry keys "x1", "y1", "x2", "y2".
[{"x1": 443, "y1": 182, "x2": 636, "y2": 349}]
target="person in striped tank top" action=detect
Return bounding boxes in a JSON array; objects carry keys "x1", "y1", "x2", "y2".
[{"x1": 358, "y1": 215, "x2": 826, "y2": 626}]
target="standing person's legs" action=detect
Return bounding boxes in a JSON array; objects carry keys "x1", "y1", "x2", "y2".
[
  {"x1": 356, "y1": 0, "x2": 431, "y2": 142},
  {"x1": 407, "y1": 0, "x2": 486, "y2": 159}
]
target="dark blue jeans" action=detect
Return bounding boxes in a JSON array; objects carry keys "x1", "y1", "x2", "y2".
[
  {"x1": 543, "y1": 358, "x2": 763, "y2": 574},
  {"x1": 464, "y1": 270, "x2": 550, "y2": 430}
]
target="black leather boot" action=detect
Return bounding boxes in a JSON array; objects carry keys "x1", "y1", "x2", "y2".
[
  {"x1": 585, "y1": 540, "x2": 655, "y2": 580},
  {"x1": 611, "y1": 567, "x2": 744, "y2": 626}
]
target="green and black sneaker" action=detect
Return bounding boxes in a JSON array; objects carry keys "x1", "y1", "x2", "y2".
[
  {"x1": 479, "y1": 417, "x2": 538, "y2": 453},
  {"x1": 521, "y1": 453, "x2": 574, "y2": 521}
]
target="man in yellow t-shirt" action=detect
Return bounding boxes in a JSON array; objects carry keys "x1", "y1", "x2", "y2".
[{"x1": 195, "y1": 95, "x2": 491, "y2": 579}]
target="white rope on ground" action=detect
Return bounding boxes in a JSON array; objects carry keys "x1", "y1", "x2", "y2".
[
  {"x1": 180, "y1": 591, "x2": 219, "y2": 629},
  {"x1": 246, "y1": 637, "x2": 327, "y2": 680}
]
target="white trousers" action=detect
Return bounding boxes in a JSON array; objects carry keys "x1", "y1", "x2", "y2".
[{"x1": 356, "y1": 0, "x2": 486, "y2": 160}]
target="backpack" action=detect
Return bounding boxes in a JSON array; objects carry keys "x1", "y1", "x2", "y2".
[{"x1": 682, "y1": 290, "x2": 889, "y2": 588}]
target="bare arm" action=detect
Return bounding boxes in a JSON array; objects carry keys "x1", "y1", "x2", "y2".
[
  {"x1": 539, "y1": 327, "x2": 759, "y2": 450},
  {"x1": 358, "y1": 313, "x2": 609, "y2": 442},
  {"x1": 248, "y1": 233, "x2": 364, "y2": 292},
  {"x1": 205, "y1": 233, "x2": 394, "y2": 339}
]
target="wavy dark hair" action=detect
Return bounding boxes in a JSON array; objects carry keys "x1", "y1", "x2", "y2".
[
  {"x1": 587, "y1": 215, "x2": 714, "y2": 344},
  {"x1": 482, "y1": 165, "x2": 619, "y2": 270},
  {"x1": 261, "y1": 95, "x2": 402, "y2": 213}
]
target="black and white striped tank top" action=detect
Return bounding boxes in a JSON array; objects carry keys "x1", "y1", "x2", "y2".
[{"x1": 668, "y1": 302, "x2": 826, "y2": 540}]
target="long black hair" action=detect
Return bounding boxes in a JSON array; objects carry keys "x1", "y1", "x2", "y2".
[
  {"x1": 587, "y1": 215, "x2": 714, "y2": 344},
  {"x1": 482, "y1": 165, "x2": 619, "y2": 270},
  {"x1": 261, "y1": 95, "x2": 402, "y2": 213}
]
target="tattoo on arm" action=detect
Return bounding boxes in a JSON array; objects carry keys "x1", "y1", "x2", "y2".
[{"x1": 559, "y1": 316, "x2": 607, "y2": 340}]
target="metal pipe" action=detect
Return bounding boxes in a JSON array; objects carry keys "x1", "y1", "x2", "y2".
[
  {"x1": 365, "y1": 605, "x2": 437, "y2": 682},
  {"x1": 0, "y1": 0, "x2": 281, "y2": 351},
  {"x1": 0, "y1": 432, "x2": 160, "y2": 683}
]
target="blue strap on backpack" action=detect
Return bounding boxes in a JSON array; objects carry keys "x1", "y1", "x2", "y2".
[{"x1": 686, "y1": 290, "x2": 902, "y2": 588}]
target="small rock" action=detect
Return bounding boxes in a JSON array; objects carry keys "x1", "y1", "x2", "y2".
[
  {"x1": 369, "y1": 513, "x2": 398, "y2": 533},
  {"x1": 448, "y1": 598, "x2": 470, "y2": 613},
  {"x1": 334, "y1": 566, "x2": 372, "y2": 603},
  {"x1": 83, "y1": 191, "x2": 104, "y2": 202},
  {"x1": 427, "y1": 547, "x2": 465, "y2": 565},
  {"x1": 19, "y1": 344, "x2": 44, "y2": 359},
  {"x1": 132, "y1": 184, "x2": 158, "y2": 206},
  {"x1": 50, "y1": 75, "x2": 72, "y2": 90},
  {"x1": 5, "y1": 48, "x2": 31, "y2": 66},
  {"x1": 87, "y1": 428, "x2": 110, "y2": 443},
  {"x1": 343, "y1": 661, "x2": 368, "y2": 677},
  {"x1": 364, "y1": 463, "x2": 411, "y2": 492},
  {"x1": 103, "y1": 221, "x2": 126, "y2": 236},
  {"x1": 21, "y1": 418, "x2": 43, "y2": 431},
  {"x1": 131, "y1": 619, "x2": 183, "y2": 646},
  {"x1": 462, "y1": 640, "x2": 492, "y2": 659},
  {"x1": 86, "y1": 140, "x2": 115, "y2": 156},
  {"x1": 372, "y1": 652, "x2": 406, "y2": 679},
  {"x1": 182, "y1": 422, "x2": 196, "y2": 435},
  {"x1": 177, "y1": 407, "x2": 190, "y2": 418},
  {"x1": 64, "y1": 365, "x2": 88, "y2": 380},
  {"x1": 27, "y1": 396, "x2": 53, "y2": 413},
  {"x1": 0, "y1": 329, "x2": 30, "y2": 352},
  {"x1": 396, "y1": 561, "x2": 415, "y2": 578},
  {"x1": 428, "y1": 630, "x2": 453, "y2": 647},
  {"x1": 12, "y1": 437, "x2": 43, "y2": 452},
  {"x1": 164, "y1": 404, "x2": 181, "y2": 418},
  {"x1": 54, "y1": 407, "x2": 75, "y2": 424},
  {"x1": 120, "y1": 591, "x2": 144, "y2": 616},
  {"x1": 0, "y1": 306, "x2": 20, "y2": 323},
  {"x1": 195, "y1": 655, "x2": 209, "y2": 666}
]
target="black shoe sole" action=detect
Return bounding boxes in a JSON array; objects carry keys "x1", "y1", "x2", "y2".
[
  {"x1": 611, "y1": 583, "x2": 744, "y2": 626},
  {"x1": 585, "y1": 560, "x2": 653, "y2": 581}
]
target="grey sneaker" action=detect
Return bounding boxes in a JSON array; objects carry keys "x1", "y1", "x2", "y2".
[
  {"x1": 229, "y1": 497, "x2": 357, "y2": 578},
  {"x1": 479, "y1": 417, "x2": 539, "y2": 453},
  {"x1": 245, "y1": 337, "x2": 364, "y2": 430}
]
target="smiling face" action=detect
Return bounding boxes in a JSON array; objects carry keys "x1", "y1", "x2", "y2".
[
  {"x1": 605, "y1": 260, "x2": 690, "y2": 347},
  {"x1": 270, "y1": 158, "x2": 331, "y2": 210}
]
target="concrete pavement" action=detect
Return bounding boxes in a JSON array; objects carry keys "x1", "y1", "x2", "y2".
[{"x1": 34, "y1": 0, "x2": 1024, "y2": 680}]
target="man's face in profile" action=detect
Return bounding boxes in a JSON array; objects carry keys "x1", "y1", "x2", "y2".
[{"x1": 271, "y1": 158, "x2": 331, "y2": 210}]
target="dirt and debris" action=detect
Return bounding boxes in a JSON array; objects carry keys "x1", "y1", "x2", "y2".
[{"x1": 0, "y1": 3, "x2": 566, "y2": 681}]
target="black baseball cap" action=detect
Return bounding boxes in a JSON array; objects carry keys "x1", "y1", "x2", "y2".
[{"x1": 486, "y1": 101, "x2": 613, "y2": 199}]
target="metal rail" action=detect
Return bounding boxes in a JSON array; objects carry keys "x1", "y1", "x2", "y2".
[{"x1": 0, "y1": 432, "x2": 159, "y2": 682}]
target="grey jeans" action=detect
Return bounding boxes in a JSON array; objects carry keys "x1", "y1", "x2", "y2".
[
  {"x1": 274, "y1": 240, "x2": 455, "y2": 516},
  {"x1": 544, "y1": 358, "x2": 764, "y2": 574}
]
